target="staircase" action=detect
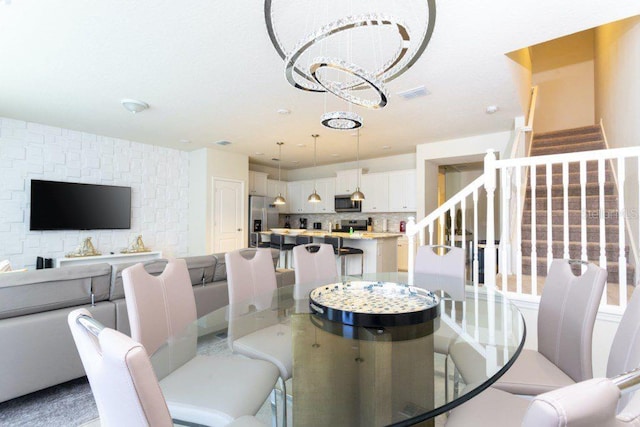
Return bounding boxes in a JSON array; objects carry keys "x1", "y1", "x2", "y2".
[{"x1": 521, "y1": 125, "x2": 635, "y2": 291}]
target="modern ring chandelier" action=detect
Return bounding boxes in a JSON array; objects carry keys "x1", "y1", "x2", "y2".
[{"x1": 265, "y1": 0, "x2": 436, "y2": 129}]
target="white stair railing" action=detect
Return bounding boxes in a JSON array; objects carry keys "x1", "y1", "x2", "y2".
[{"x1": 408, "y1": 145, "x2": 640, "y2": 314}]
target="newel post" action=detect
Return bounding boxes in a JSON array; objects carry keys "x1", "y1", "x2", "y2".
[{"x1": 484, "y1": 150, "x2": 497, "y2": 288}]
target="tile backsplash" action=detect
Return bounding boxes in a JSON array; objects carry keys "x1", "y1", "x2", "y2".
[{"x1": 281, "y1": 212, "x2": 415, "y2": 233}]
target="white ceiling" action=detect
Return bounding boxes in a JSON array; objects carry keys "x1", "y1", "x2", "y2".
[{"x1": 0, "y1": 1, "x2": 638, "y2": 169}]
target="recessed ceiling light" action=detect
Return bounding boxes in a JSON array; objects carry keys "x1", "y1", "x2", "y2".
[
  {"x1": 486, "y1": 105, "x2": 499, "y2": 114},
  {"x1": 382, "y1": 145, "x2": 391, "y2": 150},
  {"x1": 255, "y1": 152, "x2": 264, "y2": 155},
  {"x1": 179, "y1": 139, "x2": 191, "y2": 144},
  {"x1": 121, "y1": 99, "x2": 149, "y2": 114},
  {"x1": 277, "y1": 108, "x2": 291, "y2": 115},
  {"x1": 214, "y1": 140, "x2": 232, "y2": 146},
  {"x1": 296, "y1": 143, "x2": 306, "y2": 147},
  {"x1": 331, "y1": 153, "x2": 339, "y2": 157}
]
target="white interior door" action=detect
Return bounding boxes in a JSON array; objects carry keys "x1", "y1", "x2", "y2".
[{"x1": 212, "y1": 178, "x2": 244, "y2": 252}]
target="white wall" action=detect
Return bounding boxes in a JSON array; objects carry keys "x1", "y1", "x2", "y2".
[
  {"x1": 188, "y1": 147, "x2": 249, "y2": 254},
  {"x1": 416, "y1": 130, "x2": 512, "y2": 219},
  {"x1": 0, "y1": 117, "x2": 189, "y2": 269},
  {"x1": 284, "y1": 153, "x2": 416, "y2": 181},
  {"x1": 595, "y1": 16, "x2": 640, "y2": 273},
  {"x1": 595, "y1": 16, "x2": 640, "y2": 144},
  {"x1": 531, "y1": 30, "x2": 596, "y2": 133}
]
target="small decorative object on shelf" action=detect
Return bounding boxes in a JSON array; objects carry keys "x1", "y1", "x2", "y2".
[
  {"x1": 66, "y1": 237, "x2": 101, "y2": 258},
  {"x1": 121, "y1": 235, "x2": 151, "y2": 254}
]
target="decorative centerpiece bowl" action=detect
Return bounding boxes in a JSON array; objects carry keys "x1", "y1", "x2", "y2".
[{"x1": 309, "y1": 280, "x2": 440, "y2": 328}]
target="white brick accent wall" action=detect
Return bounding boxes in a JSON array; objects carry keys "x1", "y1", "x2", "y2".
[{"x1": 0, "y1": 117, "x2": 189, "y2": 269}]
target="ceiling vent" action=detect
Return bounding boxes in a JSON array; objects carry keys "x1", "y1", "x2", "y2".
[
  {"x1": 397, "y1": 86, "x2": 430, "y2": 100},
  {"x1": 215, "y1": 140, "x2": 232, "y2": 146}
]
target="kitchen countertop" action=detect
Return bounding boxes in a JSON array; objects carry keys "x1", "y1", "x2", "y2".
[{"x1": 257, "y1": 230, "x2": 403, "y2": 240}]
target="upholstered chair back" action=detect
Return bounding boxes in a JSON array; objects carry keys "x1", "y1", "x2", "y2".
[
  {"x1": 414, "y1": 245, "x2": 465, "y2": 301},
  {"x1": 68, "y1": 309, "x2": 173, "y2": 427},
  {"x1": 537, "y1": 259, "x2": 607, "y2": 383},
  {"x1": 293, "y1": 244, "x2": 337, "y2": 296},
  {"x1": 226, "y1": 248, "x2": 277, "y2": 309},
  {"x1": 522, "y1": 378, "x2": 621, "y2": 427},
  {"x1": 122, "y1": 259, "x2": 197, "y2": 372}
]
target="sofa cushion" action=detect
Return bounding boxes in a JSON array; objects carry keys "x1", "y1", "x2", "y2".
[
  {"x1": 183, "y1": 255, "x2": 217, "y2": 286},
  {"x1": 110, "y1": 259, "x2": 169, "y2": 300},
  {"x1": 0, "y1": 263, "x2": 112, "y2": 320},
  {"x1": 213, "y1": 249, "x2": 279, "y2": 282}
]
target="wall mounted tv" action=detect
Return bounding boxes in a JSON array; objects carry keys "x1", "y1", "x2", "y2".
[{"x1": 30, "y1": 180, "x2": 132, "y2": 230}]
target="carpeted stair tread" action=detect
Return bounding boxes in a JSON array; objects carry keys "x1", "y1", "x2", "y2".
[
  {"x1": 518, "y1": 124, "x2": 635, "y2": 287},
  {"x1": 521, "y1": 256, "x2": 633, "y2": 284},
  {"x1": 531, "y1": 137, "x2": 604, "y2": 153},
  {"x1": 524, "y1": 195, "x2": 618, "y2": 211},
  {"x1": 533, "y1": 125, "x2": 601, "y2": 139},
  {"x1": 520, "y1": 240, "x2": 629, "y2": 259}
]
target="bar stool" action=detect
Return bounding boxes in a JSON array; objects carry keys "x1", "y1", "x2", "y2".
[
  {"x1": 324, "y1": 236, "x2": 364, "y2": 276},
  {"x1": 295, "y1": 235, "x2": 319, "y2": 253},
  {"x1": 270, "y1": 233, "x2": 295, "y2": 268}
]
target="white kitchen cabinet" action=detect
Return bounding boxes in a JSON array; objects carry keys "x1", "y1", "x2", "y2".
[
  {"x1": 248, "y1": 171, "x2": 268, "y2": 196},
  {"x1": 360, "y1": 172, "x2": 389, "y2": 213},
  {"x1": 388, "y1": 170, "x2": 416, "y2": 212},
  {"x1": 286, "y1": 181, "x2": 304, "y2": 214},
  {"x1": 286, "y1": 181, "x2": 316, "y2": 213},
  {"x1": 335, "y1": 169, "x2": 361, "y2": 195},
  {"x1": 313, "y1": 178, "x2": 336, "y2": 213},
  {"x1": 267, "y1": 179, "x2": 288, "y2": 213}
]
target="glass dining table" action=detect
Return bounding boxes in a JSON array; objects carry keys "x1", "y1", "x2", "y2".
[{"x1": 151, "y1": 272, "x2": 526, "y2": 427}]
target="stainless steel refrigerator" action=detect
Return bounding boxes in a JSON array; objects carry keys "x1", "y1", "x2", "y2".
[{"x1": 248, "y1": 196, "x2": 279, "y2": 247}]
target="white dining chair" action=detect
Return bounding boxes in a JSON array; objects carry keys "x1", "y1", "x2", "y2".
[
  {"x1": 68, "y1": 309, "x2": 266, "y2": 427},
  {"x1": 225, "y1": 248, "x2": 293, "y2": 380},
  {"x1": 446, "y1": 284, "x2": 640, "y2": 426},
  {"x1": 122, "y1": 258, "x2": 280, "y2": 427},
  {"x1": 293, "y1": 243, "x2": 338, "y2": 293},
  {"x1": 451, "y1": 259, "x2": 607, "y2": 396},
  {"x1": 226, "y1": 248, "x2": 293, "y2": 426},
  {"x1": 414, "y1": 244, "x2": 466, "y2": 398}
]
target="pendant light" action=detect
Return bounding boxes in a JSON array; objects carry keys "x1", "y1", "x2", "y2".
[
  {"x1": 308, "y1": 134, "x2": 321, "y2": 203},
  {"x1": 274, "y1": 142, "x2": 286, "y2": 205},
  {"x1": 351, "y1": 129, "x2": 365, "y2": 201}
]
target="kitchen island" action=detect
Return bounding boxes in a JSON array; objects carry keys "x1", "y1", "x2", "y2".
[{"x1": 258, "y1": 230, "x2": 402, "y2": 274}]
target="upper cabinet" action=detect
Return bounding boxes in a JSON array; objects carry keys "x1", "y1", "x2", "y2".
[
  {"x1": 267, "y1": 179, "x2": 288, "y2": 213},
  {"x1": 360, "y1": 172, "x2": 389, "y2": 213},
  {"x1": 286, "y1": 178, "x2": 336, "y2": 214},
  {"x1": 388, "y1": 170, "x2": 416, "y2": 212},
  {"x1": 248, "y1": 171, "x2": 268, "y2": 196},
  {"x1": 335, "y1": 169, "x2": 361, "y2": 195},
  {"x1": 287, "y1": 181, "x2": 317, "y2": 214},
  {"x1": 313, "y1": 178, "x2": 336, "y2": 214}
]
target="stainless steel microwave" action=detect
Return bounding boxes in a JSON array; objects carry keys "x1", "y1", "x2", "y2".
[{"x1": 334, "y1": 195, "x2": 362, "y2": 212}]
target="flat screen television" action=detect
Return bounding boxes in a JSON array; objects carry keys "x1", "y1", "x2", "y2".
[{"x1": 30, "y1": 180, "x2": 131, "y2": 230}]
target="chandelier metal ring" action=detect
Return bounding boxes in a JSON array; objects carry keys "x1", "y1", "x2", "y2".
[
  {"x1": 321, "y1": 111, "x2": 363, "y2": 130},
  {"x1": 266, "y1": 0, "x2": 436, "y2": 89},
  {"x1": 283, "y1": 14, "x2": 411, "y2": 93},
  {"x1": 310, "y1": 57, "x2": 388, "y2": 109}
]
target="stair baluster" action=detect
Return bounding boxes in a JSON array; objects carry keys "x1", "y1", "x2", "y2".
[{"x1": 617, "y1": 157, "x2": 627, "y2": 308}]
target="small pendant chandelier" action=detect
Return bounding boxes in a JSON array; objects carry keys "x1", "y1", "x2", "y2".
[
  {"x1": 308, "y1": 134, "x2": 321, "y2": 203},
  {"x1": 351, "y1": 129, "x2": 365, "y2": 201},
  {"x1": 274, "y1": 142, "x2": 286, "y2": 205}
]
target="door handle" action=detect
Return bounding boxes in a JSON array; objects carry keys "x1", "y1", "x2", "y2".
[{"x1": 237, "y1": 228, "x2": 242, "y2": 231}]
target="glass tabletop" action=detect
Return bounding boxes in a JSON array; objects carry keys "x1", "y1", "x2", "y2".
[{"x1": 151, "y1": 272, "x2": 526, "y2": 427}]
